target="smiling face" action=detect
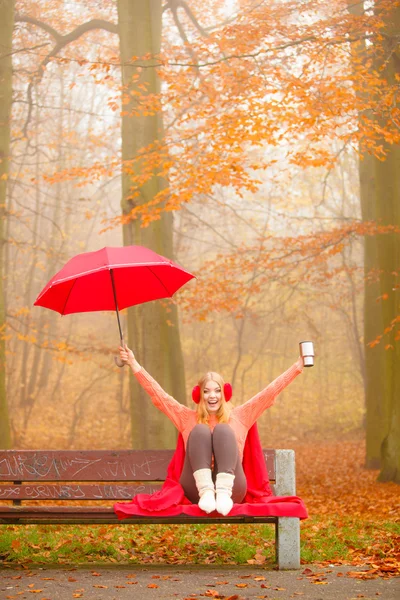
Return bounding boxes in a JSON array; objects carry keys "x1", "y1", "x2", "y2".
[{"x1": 203, "y1": 379, "x2": 223, "y2": 413}]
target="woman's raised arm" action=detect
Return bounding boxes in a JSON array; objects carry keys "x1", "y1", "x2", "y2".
[
  {"x1": 232, "y1": 357, "x2": 304, "y2": 428},
  {"x1": 119, "y1": 345, "x2": 192, "y2": 430}
]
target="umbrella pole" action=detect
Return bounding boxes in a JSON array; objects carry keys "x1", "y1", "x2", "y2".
[
  {"x1": 115, "y1": 306, "x2": 124, "y2": 344},
  {"x1": 110, "y1": 269, "x2": 125, "y2": 367}
]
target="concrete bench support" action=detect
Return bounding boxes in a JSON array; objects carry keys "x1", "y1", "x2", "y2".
[{"x1": 274, "y1": 449, "x2": 301, "y2": 569}]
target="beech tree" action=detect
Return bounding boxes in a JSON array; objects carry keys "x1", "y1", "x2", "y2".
[
  {"x1": 347, "y1": 0, "x2": 391, "y2": 471},
  {"x1": 117, "y1": 0, "x2": 185, "y2": 448},
  {"x1": 371, "y1": 2, "x2": 400, "y2": 483}
]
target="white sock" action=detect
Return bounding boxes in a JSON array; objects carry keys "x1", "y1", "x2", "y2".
[
  {"x1": 193, "y1": 468, "x2": 216, "y2": 514},
  {"x1": 198, "y1": 489, "x2": 216, "y2": 514},
  {"x1": 215, "y1": 472, "x2": 235, "y2": 516}
]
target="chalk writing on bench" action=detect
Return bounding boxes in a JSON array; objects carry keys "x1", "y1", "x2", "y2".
[
  {"x1": 0, "y1": 454, "x2": 167, "y2": 480},
  {"x1": 0, "y1": 486, "x2": 20, "y2": 498},
  {"x1": 0, "y1": 484, "x2": 158, "y2": 499},
  {"x1": 104, "y1": 457, "x2": 160, "y2": 478},
  {"x1": 0, "y1": 456, "x2": 101, "y2": 479}
]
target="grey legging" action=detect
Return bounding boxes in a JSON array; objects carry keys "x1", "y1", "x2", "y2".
[{"x1": 179, "y1": 423, "x2": 247, "y2": 504}]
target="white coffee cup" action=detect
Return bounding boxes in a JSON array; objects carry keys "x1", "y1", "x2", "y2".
[{"x1": 299, "y1": 341, "x2": 314, "y2": 367}]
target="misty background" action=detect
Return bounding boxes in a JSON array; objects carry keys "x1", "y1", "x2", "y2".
[{"x1": 1, "y1": 0, "x2": 398, "y2": 483}]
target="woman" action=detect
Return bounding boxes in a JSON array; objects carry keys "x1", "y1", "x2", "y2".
[{"x1": 119, "y1": 345, "x2": 304, "y2": 516}]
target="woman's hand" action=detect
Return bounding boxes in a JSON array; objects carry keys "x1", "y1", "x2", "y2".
[{"x1": 119, "y1": 345, "x2": 140, "y2": 371}]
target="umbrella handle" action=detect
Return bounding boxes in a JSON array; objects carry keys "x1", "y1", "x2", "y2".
[
  {"x1": 114, "y1": 355, "x2": 126, "y2": 368},
  {"x1": 114, "y1": 331, "x2": 127, "y2": 368}
]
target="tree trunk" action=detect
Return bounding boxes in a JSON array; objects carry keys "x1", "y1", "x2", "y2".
[
  {"x1": 0, "y1": 0, "x2": 14, "y2": 448},
  {"x1": 347, "y1": 0, "x2": 388, "y2": 469},
  {"x1": 361, "y1": 156, "x2": 388, "y2": 469},
  {"x1": 117, "y1": 0, "x2": 186, "y2": 449},
  {"x1": 373, "y1": 2, "x2": 400, "y2": 482},
  {"x1": 375, "y1": 137, "x2": 400, "y2": 482}
]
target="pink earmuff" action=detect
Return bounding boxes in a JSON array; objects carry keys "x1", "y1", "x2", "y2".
[{"x1": 192, "y1": 382, "x2": 232, "y2": 404}]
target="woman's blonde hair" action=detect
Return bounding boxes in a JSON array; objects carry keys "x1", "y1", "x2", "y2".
[{"x1": 196, "y1": 371, "x2": 231, "y2": 424}]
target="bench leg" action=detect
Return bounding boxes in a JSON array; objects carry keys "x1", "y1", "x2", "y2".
[{"x1": 275, "y1": 517, "x2": 300, "y2": 570}]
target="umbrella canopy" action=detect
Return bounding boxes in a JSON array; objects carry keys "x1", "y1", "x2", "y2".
[{"x1": 34, "y1": 245, "x2": 195, "y2": 315}]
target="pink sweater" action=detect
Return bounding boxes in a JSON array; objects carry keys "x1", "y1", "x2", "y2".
[{"x1": 135, "y1": 358, "x2": 303, "y2": 458}]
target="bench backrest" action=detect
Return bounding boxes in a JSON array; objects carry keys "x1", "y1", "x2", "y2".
[{"x1": 0, "y1": 449, "x2": 276, "y2": 502}]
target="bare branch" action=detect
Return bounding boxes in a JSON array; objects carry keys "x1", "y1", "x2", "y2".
[
  {"x1": 15, "y1": 15, "x2": 118, "y2": 41},
  {"x1": 16, "y1": 14, "x2": 63, "y2": 40},
  {"x1": 14, "y1": 14, "x2": 118, "y2": 140},
  {"x1": 165, "y1": 0, "x2": 209, "y2": 37},
  {"x1": 2, "y1": 42, "x2": 50, "y2": 59},
  {"x1": 181, "y1": 205, "x2": 238, "y2": 249}
]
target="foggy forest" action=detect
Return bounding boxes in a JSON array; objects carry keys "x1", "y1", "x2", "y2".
[{"x1": 0, "y1": 0, "x2": 399, "y2": 496}]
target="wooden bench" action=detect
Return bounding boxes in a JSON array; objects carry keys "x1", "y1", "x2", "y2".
[{"x1": 0, "y1": 448, "x2": 301, "y2": 569}]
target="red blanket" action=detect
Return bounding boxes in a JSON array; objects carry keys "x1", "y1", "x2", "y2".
[{"x1": 114, "y1": 424, "x2": 308, "y2": 519}]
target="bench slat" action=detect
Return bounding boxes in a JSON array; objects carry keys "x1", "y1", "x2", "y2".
[
  {"x1": 0, "y1": 517, "x2": 277, "y2": 525},
  {"x1": 0, "y1": 483, "x2": 162, "y2": 501},
  {"x1": 0, "y1": 505, "x2": 277, "y2": 525},
  {"x1": 0, "y1": 450, "x2": 277, "y2": 482}
]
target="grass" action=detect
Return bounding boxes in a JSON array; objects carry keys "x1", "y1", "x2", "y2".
[
  {"x1": 300, "y1": 516, "x2": 400, "y2": 565},
  {"x1": 1, "y1": 522, "x2": 272, "y2": 566},
  {"x1": 1, "y1": 516, "x2": 398, "y2": 567}
]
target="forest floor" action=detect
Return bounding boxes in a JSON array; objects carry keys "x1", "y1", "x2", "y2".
[{"x1": 293, "y1": 438, "x2": 399, "y2": 577}]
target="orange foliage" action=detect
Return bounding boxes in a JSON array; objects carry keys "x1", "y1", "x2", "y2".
[
  {"x1": 178, "y1": 221, "x2": 400, "y2": 322},
  {"x1": 17, "y1": 0, "x2": 399, "y2": 227}
]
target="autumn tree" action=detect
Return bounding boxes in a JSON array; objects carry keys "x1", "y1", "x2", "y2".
[
  {"x1": 371, "y1": 2, "x2": 400, "y2": 483},
  {"x1": 347, "y1": 0, "x2": 388, "y2": 470},
  {"x1": 117, "y1": 0, "x2": 186, "y2": 448}
]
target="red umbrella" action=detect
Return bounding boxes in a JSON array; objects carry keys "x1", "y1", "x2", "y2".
[{"x1": 34, "y1": 245, "x2": 195, "y2": 364}]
